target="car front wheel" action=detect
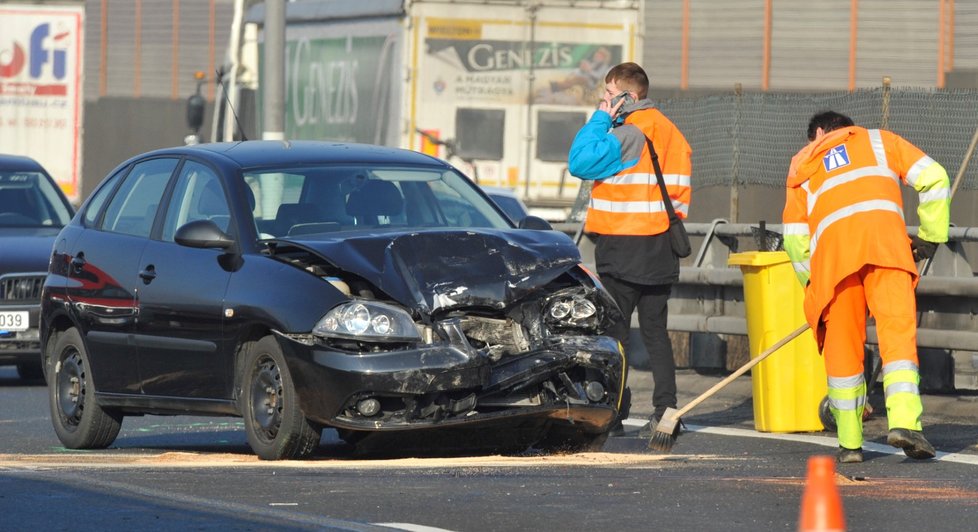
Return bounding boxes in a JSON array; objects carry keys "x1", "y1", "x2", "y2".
[
  {"x1": 240, "y1": 336, "x2": 321, "y2": 460},
  {"x1": 48, "y1": 328, "x2": 122, "y2": 449}
]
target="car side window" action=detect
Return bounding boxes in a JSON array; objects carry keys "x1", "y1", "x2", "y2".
[
  {"x1": 82, "y1": 168, "x2": 126, "y2": 227},
  {"x1": 100, "y1": 158, "x2": 178, "y2": 237},
  {"x1": 161, "y1": 161, "x2": 230, "y2": 241}
]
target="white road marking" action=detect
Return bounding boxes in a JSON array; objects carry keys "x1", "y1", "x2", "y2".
[
  {"x1": 374, "y1": 524, "x2": 457, "y2": 532},
  {"x1": 623, "y1": 418, "x2": 978, "y2": 466}
]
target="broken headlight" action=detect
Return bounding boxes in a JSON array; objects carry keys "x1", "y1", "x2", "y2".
[
  {"x1": 544, "y1": 289, "x2": 600, "y2": 330},
  {"x1": 313, "y1": 300, "x2": 421, "y2": 342}
]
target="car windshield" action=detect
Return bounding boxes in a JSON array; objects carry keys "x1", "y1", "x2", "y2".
[
  {"x1": 243, "y1": 164, "x2": 513, "y2": 239},
  {"x1": 0, "y1": 171, "x2": 73, "y2": 227}
]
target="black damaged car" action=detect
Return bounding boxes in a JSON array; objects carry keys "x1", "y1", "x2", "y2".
[{"x1": 40, "y1": 140, "x2": 624, "y2": 459}]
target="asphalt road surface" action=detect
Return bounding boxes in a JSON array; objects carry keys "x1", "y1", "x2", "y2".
[{"x1": 2, "y1": 366, "x2": 977, "y2": 531}]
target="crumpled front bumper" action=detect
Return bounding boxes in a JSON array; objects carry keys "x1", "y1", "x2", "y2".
[{"x1": 282, "y1": 334, "x2": 624, "y2": 433}]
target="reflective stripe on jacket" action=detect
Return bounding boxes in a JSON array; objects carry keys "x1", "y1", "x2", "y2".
[
  {"x1": 568, "y1": 103, "x2": 692, "y2": 236},
  {"x1": 782, "y1": 126, "x2": 951, "y2": 330}
]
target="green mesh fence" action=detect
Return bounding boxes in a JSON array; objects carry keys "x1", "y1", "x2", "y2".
[{"x1": 655, "y1": 88, "x2": 978, "y2": 190}]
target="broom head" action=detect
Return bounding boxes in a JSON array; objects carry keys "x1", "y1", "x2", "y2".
[{"x1": 647, "y1": 407, "x2": 681, "y2": 452}]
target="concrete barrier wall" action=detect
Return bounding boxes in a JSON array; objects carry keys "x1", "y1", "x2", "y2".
[{"x1": 80, "y1": 97, "x2": 215, "y2": 203}]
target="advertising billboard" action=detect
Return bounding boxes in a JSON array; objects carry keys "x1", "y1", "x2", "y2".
[
  {"x1": 281, "y1": 25, "x2": 401, "y2": 146},
  {"x1": 0, "y1": 5, "x2": 84, "y2": 201}
]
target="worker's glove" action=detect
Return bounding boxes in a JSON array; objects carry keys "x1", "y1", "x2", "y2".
[{"x1": 910, "y1": 235, "x2": 938, "y2": 261}]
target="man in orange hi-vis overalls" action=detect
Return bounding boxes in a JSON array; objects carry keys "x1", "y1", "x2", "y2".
[{"x1": 782, "y1": 111, "x2": 950, "y2": 464}]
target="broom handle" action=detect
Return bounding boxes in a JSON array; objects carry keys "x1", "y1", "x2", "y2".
[
  {"x1": 950, "y1": 119, "x2": 978, "y2": 201},
  {"x1": 673, "y1": 323, "x2": 811, "y2": 419}
]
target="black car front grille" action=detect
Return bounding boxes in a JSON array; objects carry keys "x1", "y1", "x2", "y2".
[{"x1": 0, "y1": 274, "x2": 45, "y2": 302}]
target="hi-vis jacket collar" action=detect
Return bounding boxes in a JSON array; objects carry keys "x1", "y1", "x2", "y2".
[
  {"x1": 788, "y1": 126, "x2": 859, "y2": 187},
  {"x1": 623, "y1": 98, "x2": 656, "y2": 114},
  {"x1": 615, "y1": 98, "x2": 656, "y2": 125}
]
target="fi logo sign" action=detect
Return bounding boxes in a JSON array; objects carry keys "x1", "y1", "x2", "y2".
[
  {"x1": 0, "y1": 5, "x2": 84, "y2": 203},
  {"x1": 823, "y1": 145, "x2": 851, "y2": 172},
  {"x1": 0, "y1": 19, "x2": 72, "y2": 95}
]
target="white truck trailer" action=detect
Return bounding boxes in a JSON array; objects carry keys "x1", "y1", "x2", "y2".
[{"x1": 214, "y1": 0, "x2": 642, "y2": 218}]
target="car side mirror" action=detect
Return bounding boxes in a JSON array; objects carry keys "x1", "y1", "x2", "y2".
[
  {"x1": 518, "y1": 215, "x2": 552, "y2": 231},
  {"x1": 175, "y1": 219, "x2": 235, "y2": 249}
]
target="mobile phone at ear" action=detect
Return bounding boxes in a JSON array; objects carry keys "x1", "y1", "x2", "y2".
[{"x1": 610, "y1": 92, "x2": 634, "y2": 109}]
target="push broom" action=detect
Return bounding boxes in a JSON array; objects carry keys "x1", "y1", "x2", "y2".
[{"x1": 648, "y1": 322, "x2": 811, "y2": 452}]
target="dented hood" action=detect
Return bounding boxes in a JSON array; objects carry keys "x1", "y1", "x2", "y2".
[{"x1": 278, "y1": 229, "x2": 582, "y2": 315}]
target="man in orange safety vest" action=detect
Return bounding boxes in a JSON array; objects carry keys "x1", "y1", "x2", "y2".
[
  {"x1": 782, "y1": 111, "x2": 950, "y2": 464},
  {"x1": 568, "y1": 62, "x2": 692, "y2": 436}
]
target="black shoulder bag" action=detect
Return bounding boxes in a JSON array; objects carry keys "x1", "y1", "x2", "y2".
[{"x1": 645, "y1": 137, "x2": 692, "y2": 258}]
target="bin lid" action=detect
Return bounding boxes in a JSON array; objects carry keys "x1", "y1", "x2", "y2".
[{"x1": 727, "y1": 250, "x2": 791, "y2": 267}]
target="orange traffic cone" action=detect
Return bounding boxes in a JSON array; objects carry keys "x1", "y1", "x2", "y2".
[{"x1": 798, "y1": 455, "x2": 846, "y2": 532}]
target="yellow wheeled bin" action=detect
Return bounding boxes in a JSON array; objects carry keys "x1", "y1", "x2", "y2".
[{"x1": 728, "y1": 251, "x2": 827, "y2": 432}]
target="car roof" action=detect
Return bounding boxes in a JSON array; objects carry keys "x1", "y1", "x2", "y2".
[
  {"x1": 143, "y1": 140, "x2": 452, "y2": 170},
  {"x1": 0, "y1": 153, "x2": 48, "y2": 173}
]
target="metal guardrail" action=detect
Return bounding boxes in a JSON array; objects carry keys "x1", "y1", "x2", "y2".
[
  {"x1": 674, "y1": 221, "x2": 978, "y2": 352},
  {"x1": 558, "y1": 219, "x2": 978, "y2": 355}
]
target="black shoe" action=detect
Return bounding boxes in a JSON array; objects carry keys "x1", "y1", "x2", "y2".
[
  {"x1": 638, "y1": 411, "x2": 665, "y2": 439},
  {"x1": 837, "y1": 447, "x2": 863, "y2": 464},
  {"x1": 608, "y1": 419, "x2": 626, "y2": 438},
  {"x1": 637, "y1": 418, "x2": 655, "y2": 439},
  {"x1": 887, "y1": 428, "x2": 936, "y2": 460}
]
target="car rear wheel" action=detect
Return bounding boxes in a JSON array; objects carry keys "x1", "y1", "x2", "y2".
[
  {"x1": 240, "y1": 336, "x2": 321, "y2": 460},
  {"x1": 48, "y1": 328, "x2": 122, "y2": 449}
]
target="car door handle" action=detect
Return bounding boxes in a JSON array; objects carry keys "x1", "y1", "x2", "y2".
[{"x1": 139, "y1": 265, "x2": 157, "y2": 284}]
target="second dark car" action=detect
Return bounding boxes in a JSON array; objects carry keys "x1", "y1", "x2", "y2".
[
  {"x1": 41, "y1": 140, "x2": 624, "y2": 459},
  {"x1": 1, "y1": 154, "x2": 75, "y2": 380}
]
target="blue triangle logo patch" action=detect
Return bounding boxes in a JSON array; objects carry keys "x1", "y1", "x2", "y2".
[{"x1": 823, "y1": 145, "x2": 851, "y2": 172}]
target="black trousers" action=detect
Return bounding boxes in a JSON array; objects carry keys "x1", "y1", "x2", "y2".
[{"x1": 601, "y1": 276, "x2": 676, "y2": 414}]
